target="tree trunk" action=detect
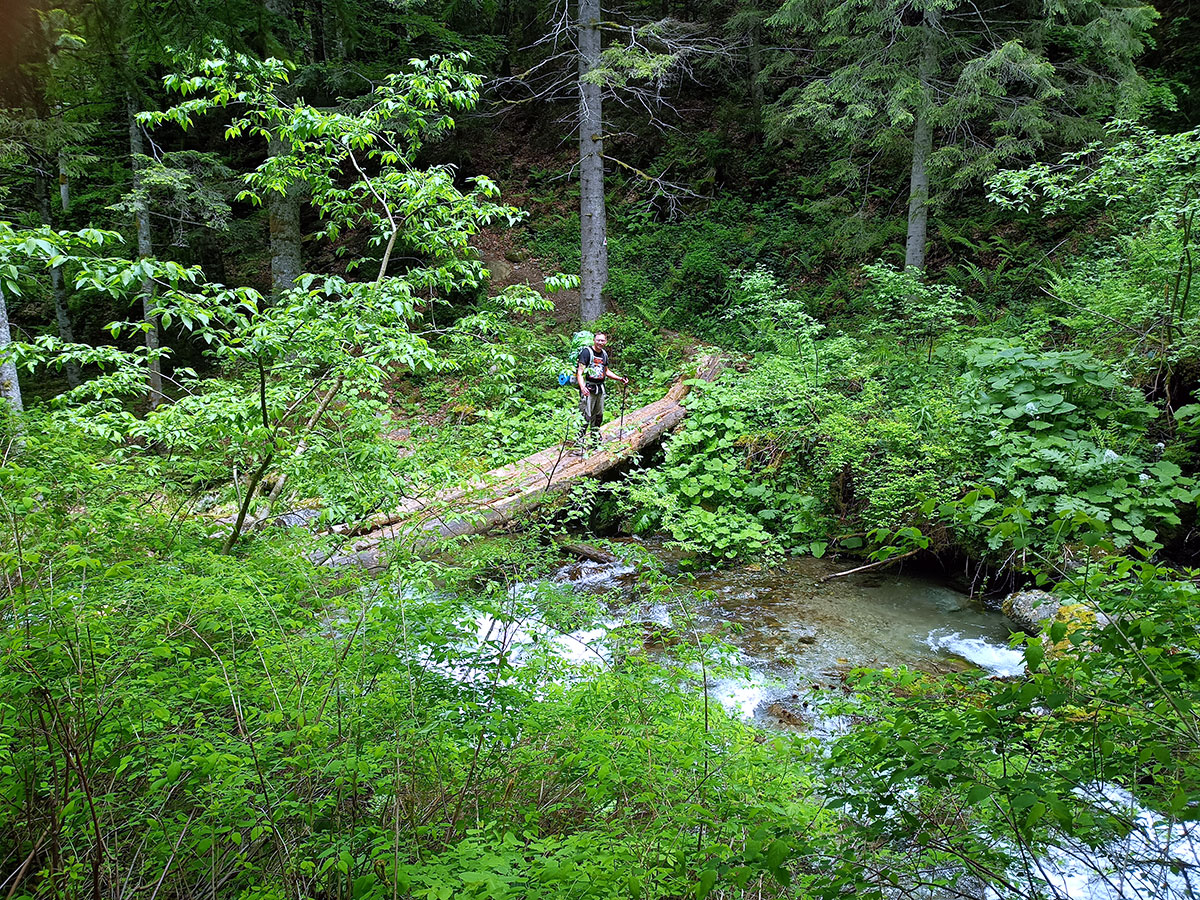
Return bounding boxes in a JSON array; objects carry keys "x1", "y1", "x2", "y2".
[
  {"x1": 127, "y1": 94, "x2": 164, "y2": 407},
  {"x1": 262, "y1": 0, "x2": 293, "y2": 47},
  {"x1": 328, "y1": 355, "x2": 727, "y2": 562},
  {"x1": 0, "y1": 280, "x2": 23, "y2": 415},
  {"x1": 259, "y1": 0, "x2": 304, "y2": 298},
  {"x1": 310, "y1": 0, "x2": 327, "y2": 62},
  {"x1": 329, "y1": 9, "x2": 346, "y2": 59},
  {"x1": 748, "y1": 17, "x2": 764, "y2": 127},
  {"x1": 37, "y1": 176, "x2": 81, "y2": 388},
  {"x1": 904, "y1": 8, "x2": 939, "y2": 271},
  {"x1": 58, "y1": 149, "x2": 69, "y2": 211},
  {"x1": 578, "y1": 0, "x2": 607, "y2": 323},
  {"x1": 49, "y1": 267, "x2": 80, "y2": 389},
  {"x1": 268, "y1": 134, "x2": 304, "y2": 298}
]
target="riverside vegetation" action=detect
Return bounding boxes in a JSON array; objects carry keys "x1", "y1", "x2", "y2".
[{"x1": 1, "y1": 1, "x2": 1200, "y2": 898}]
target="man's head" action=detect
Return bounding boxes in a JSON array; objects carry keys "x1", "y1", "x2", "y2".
[{"x1": 593, "y1": 333, "x2": 608, "y2": 350}]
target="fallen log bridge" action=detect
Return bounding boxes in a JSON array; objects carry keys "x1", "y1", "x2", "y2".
[{"x1": 324, "y1": 355, "x2": 725, "y2": 566}]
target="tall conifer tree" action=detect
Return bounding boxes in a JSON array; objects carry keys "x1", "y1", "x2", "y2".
[{"x1": 768, "y1": 0, "x2": 1158, "y2": 269}]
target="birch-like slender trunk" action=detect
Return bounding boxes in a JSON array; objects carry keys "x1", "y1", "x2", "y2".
[
  {"x1": 578, "y1": 0, "x2": 607, "y2": 323},
  {"x1": 58, "y1": 149, "x2": 70, "y2": 211},
  {"x1": 0, "y1": 281, "x2": 22, "y2": 414},
  {"x1": 127, "y1": 94, "x2": 164, "y2": 407},
  {"x1": 37, "y1": 175, "x2": 81, "y2": 388},
  {"x1": 904, "y1": 8, "x2": 939, "y2": 271}
]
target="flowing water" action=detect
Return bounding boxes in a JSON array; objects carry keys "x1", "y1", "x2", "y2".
[
  {"x1": 394, "y1": 542, "x2": 1195, "y2": 898},
  {"x1": 545, "y1": 547, "x2": 1199, "y2": 899},
  {"x1": 687, "y1": 555, "x2": 1023, "y2": 685},
  {"x1": 554, "y1": 547, "x2": 1023, "y2": 722}
]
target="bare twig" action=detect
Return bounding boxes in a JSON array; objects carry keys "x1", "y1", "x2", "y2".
[{"x1": 821, "y1": 548, "x2": 922, "y2": 581}]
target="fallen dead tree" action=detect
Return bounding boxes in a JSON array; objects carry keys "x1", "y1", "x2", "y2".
[{"x1": 321, "y1": 354, "x2": 725, "y2": 566}]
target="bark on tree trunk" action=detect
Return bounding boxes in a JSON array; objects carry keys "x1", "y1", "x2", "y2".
[
  {"x1": 329, "y1": 12, "x2": 346, "y2": 59},
  {"x1": 127, "y1": 94, "x2": 165, "y2": 407},
  {"x1": 578, "y1": 0, "x2": 607, "y2": 323},
  {"x1": 0, "y1": 281, "x2": 23, "y2": 414},
  {"x1": 904, "y1": 8, "x2": 939, "y2": 271},
  {"x1": 58, "y1": 150, "x2": 69, "y2": 211},
  {"x1": 49, "y1": 267, "x2": 80, "y2": 389},
  {"x1": 259, "y1": 0, "x2": 304, "y2": 298},
  {"x1": 310, "y1": 0, "x2": 327, "y2": 62},
  {"x1": 37, "y1": 176, "x2": 81, "y2": 388},
  {"x1": 263, "y1": 0, "x2": 292, "y2": 37},
  {"x1": 268, "y1": 134, "x2": 304, "y2": 298}
]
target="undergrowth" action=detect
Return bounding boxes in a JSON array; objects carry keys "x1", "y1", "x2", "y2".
[{"x1": 0, "y1": 437, "x2": 821, "y2": 899}]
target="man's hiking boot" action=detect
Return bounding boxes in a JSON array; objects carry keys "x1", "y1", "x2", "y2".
[{"x1": 570, "y1": 432, "x2": 602, "y2": 457}]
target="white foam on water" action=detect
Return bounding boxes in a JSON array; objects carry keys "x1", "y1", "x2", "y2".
[
  {"x1": 984, "y1": 783, "x2": 1200, "y2": 900},
  {"x1": 641, "y1": 605, "x2": 674, "y2": 626},
  {"x1": 453, "y1": 607, "x2": 774, "y2": 722},
  {"x1": 474, "y1": 612, "x2": 613, "y2": 668},
  {"x1": 926, "y1": 628, "x2": 1026, "y2": 678},
  {"x1": 405, "y1": 604, "x2": 614, "y2": 689},
  {"x1": 552, "y1": 560, "x2": 638, "y2": 590},
  {"x1": 708, "y1": 670, "x2": 768, "y2": 720},
  {"x1": 546, "y1": 626, "x2": 611, "y2": 666}
]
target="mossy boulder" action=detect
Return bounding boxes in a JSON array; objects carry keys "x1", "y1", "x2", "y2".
[
  {"x1": 1002, "y1": 589, "x2": 1059, "y2": 634},
  {"x1": 1003, "y1": 590, "x2": 1110, "y2": 637}
]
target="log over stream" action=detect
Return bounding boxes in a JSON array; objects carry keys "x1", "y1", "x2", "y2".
[{"x1": 322, "y1": 355, "x2": 726, "y2": 567}]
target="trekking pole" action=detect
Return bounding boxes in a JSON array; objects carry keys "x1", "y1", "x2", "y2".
[{"x1": 619, "y1": 380, "x2": 628, "y2": 442}]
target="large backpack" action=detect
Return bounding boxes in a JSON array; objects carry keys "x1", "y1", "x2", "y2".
[{"x1": 557, "y1": 331, "x2": 595, "y2": 386}]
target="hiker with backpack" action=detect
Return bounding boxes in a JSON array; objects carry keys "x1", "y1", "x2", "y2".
[{"x1": 573, "y1": 332, "x2": 628, "y2": 453}]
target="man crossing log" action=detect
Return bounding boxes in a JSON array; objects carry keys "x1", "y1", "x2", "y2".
[{"x1": 574, "y1": 331, "x2": 628, "y2": 454}]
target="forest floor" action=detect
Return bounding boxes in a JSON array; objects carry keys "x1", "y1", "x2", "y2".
[{"x1": 472, "y1": 226, "x2": 581, "y2": 324}]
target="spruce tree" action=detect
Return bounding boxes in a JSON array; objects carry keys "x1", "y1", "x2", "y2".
[{"x1": 768, "y1": 0, "x2": 1158, "y2": 269}]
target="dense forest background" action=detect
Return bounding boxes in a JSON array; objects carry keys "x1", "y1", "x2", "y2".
[
  {"x1": 2, "y1": 0, "x2": 1200, "y2": 898},
  {"x1": 2, "y1": 0, "x2": 1196, "y2": 347}
]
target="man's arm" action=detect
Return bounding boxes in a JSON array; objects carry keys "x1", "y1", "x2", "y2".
[
  {"x1": 577, "y1": 360, "x2": 588, "y2": 394},
  {"x1": 605, "y1": 366, "x2": 629, "y2": 385}
]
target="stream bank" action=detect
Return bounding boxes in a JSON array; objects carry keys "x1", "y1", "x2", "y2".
[{"x1": 540, "y1": 544, "x2": 1200, "y2": 899}]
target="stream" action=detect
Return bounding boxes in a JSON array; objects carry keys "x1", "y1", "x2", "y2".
[
  {"x1": 385, "y1": 540, "x2": 1197, "y2": 898},
  {"x1": 553, "y1": 545, "x2": 1024, "y2": 724},
  {"x1": 540, "y1": 544, "x2": 1198, "y2": 900}
]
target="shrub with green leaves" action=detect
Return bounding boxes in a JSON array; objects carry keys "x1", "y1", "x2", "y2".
[
  {"x1": 0, "y1": 425, "x2": 825, "y2": 900},
  {"x1": 863, "y1": 262, "x2": 967, "y2": 362},
  {"x1": 722, "y1": 266, "x2": 823, "y2": 366},
  {"x1": 956, "y1": 339, "x2": 1196, "y2": 556},
  {"x1": 627, "y1": 350, "x2": 968, "y2": 561},
  {"x1": 988, "y1": 124, "x2": 1200, "y2": 388},
  {"x1": 631, "y1": 327, "x2": 1197, "y2": 565}
]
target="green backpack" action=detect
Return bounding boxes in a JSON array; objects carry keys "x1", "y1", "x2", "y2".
[{"x1": 558, "y1": 331, "x2": 595, "y2": 387}]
